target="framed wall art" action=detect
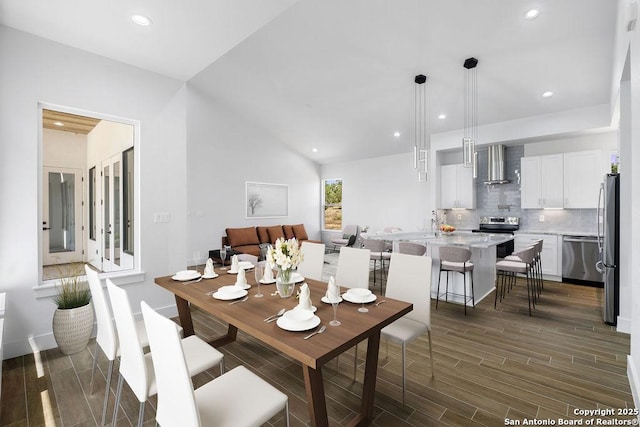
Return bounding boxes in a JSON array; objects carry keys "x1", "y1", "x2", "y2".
[{"x1": 245, "y1": 182, "x2": 289, "y2": 218}]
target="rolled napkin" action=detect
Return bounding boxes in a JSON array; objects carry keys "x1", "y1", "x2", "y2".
[
  {"x1": 235, "y1": 268, "x2": 247, "y2": 287},
  {"x1": 204, "y1": 258, "x2": 215, "y2": 276},
  {"x1": 297, "y1": 283, "x2": 313, "y2": 311},
  {"x1": 326, "y1": 276, "x2": 340, "y2": 302},
  {"x1": 231, "y1": 255, "x2": 239, "y2": 272},
  {"x1": 262, "y1": 265, "x2": 274, "y2": 282}
]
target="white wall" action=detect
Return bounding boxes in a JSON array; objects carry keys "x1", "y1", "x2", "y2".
[
  {"x1": 0, "y1": 25, "x2": 189, "y2": 358},
  {"x1": 184, "y1": 86, "x2": 321, "y2": 262},
  {"x1": 320, "y1": 152, "x2": 429, "y2": 240},
  {"x1": 612, "y1": 0, "x2": 640, "y2": 410},
  {"x1": 43, "y1": 129, "x2": 87, "y2": 169},
  {"x1": 523, "y1": 132, "x2": 617, "y2": 157}
]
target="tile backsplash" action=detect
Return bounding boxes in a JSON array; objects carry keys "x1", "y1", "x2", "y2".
[{"x1": 442, "y1": 145, "x2": 598, "y2": 234}]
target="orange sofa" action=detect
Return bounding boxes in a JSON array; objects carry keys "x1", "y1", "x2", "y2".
[{"x1": 223, "y1": 224, "x2": 318, "y2": 257}]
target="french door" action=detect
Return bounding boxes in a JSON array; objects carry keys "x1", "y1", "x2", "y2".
[
  {"x1": 102, "y1": 154, "x2": 123, "y2": 272},
  {"x1": 42, "y1": 167, "x2": 84, "y2": 265}
]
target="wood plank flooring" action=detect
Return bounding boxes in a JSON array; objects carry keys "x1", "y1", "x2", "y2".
[{"x1": 1, "y1": 272, "x2": 634, "y2": 426}]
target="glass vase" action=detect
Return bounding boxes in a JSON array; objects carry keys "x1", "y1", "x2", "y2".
[{"x1": 275, "y1": 268, "x2": 295, "y2": 298}]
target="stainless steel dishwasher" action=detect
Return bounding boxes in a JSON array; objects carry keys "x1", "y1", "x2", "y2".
[{"x1": 562, "y1": 235, "x2": 604, "y2": 285}]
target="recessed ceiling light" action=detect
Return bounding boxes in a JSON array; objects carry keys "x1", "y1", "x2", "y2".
[
  {"x1": 131, "y1": 14, "x2": 152, "y2": 26},
  {"x1": 393, "y1": 131, "x2": 401, "y2": 138},
  {"x1": 311, "y1": 148, "x2": 318, "y2": 153},
  {"x1": 542, "y1": 91, "x2": 554, "y2": 98},
  {"x1": 438, "y1": 114, "x2": 446, "y2": 120},
  {"x1": 53, "y1": 121, "x2": 64, "y2": 127},
  {"x1": 525, "y1": 9, "x2": 539, "y2": 20}
]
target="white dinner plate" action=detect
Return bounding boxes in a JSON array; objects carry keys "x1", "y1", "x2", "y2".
[
  {"x1": 342, "y1": 292, "x2": 377, "y2": 304},
  {"x1": 293, "y1": 305, "x2": 317, "y2": 313},
  {"x1": 291, "y1": 273, "x2": 305, "y2": 283},
  {"x1": 172, "y1": 270, "x2": 200, "y2": 281},
  {"x1": 259, "y1": 278, "x2": 276, "y2": 284},
  {"x1": 202, "y1": 273, "x2": 219, "y2": 279},
  {"x1": 211, "y1": 289, "x2": 248, "y2": 301},
  {"x1": 276, "y1": 315, "x2": 321, "y2": 332},
  {"x1": 321, "y1": 296, "x2": 343, "y2": 304}
]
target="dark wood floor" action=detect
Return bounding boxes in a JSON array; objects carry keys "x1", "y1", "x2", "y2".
[{"x1": 1, "y1": 277, "x2": 634, "y2": 426}]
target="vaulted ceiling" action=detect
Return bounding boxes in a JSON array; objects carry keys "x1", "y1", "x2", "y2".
[{"x1": 0, "y1": 0, "x2": 618, "y2": 164}]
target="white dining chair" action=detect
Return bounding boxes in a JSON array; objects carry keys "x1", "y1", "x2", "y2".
[
  {"x1": 297, "y1": 241, "x2": 325, "y2": 281},
  {"x1": 85, "y1": 265, "x2": 151, "y2": 425},
  {"x1": 141, "y1": 301, "x2": 289, "y2": 427},
  {"x1": 335, "y1": 246, "x2": 371, "y2": 379},
  {"x1": 106, "y1": 280, "x2": 225, "y2": 427},
  {"x1": 381, "y1": 252, "x2": 434, "y2": 405},
  {"x1": 335, "y1": 246, "x2": 371, "y2": 290}
]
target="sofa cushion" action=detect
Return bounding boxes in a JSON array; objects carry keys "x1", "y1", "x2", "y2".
[
  {"x1": 226, "y1": 227, "x2": 260, "y2": 247},
  {"x1": 283, "y1": 225, "x2": 295, "y2": 240},
  {"x1": 266, "y1": 225, "x2": 285, "y2": 243},
  {"x1": 291, "y1": 224, "x2": 309, "y2": 241},
  {"x1": 256, "y1": 226, "x2": 270, "y2": 244}
]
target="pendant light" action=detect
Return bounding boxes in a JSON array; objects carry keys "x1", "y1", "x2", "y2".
[
  {"x1": 414, "y1": 74, "x2": 428, "y2": 182},
  {"x1": 462, "y1": 57, "x2": 478, "y2": 177}
]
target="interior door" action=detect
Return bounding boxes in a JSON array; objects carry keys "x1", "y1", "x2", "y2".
[
  {"x1": 42, "y1": 167, "x2": 84, "y2": 265},
  {"x1": 102, "y1": 154, "x2": 123, "y2": 272}
]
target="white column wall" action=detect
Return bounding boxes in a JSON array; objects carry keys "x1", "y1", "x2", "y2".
[{"x1": 0, "y1": 26, "x2": 188, "y2": 358}]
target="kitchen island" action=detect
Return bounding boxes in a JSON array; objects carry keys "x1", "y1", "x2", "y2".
[{"x1": 370, "y1": 231, "x2": 514, "y2": 306}]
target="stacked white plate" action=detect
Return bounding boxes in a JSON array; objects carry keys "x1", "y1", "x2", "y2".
[
  {"x1": 276, "y1": 309, "x2": 321, "y2": 331},
  {"x1": 211, "y1": 285, "x2": 248, "y2": 301},
  {"x1": 172, "y1": 270, "x2": 201, "y2": 281},
  {"x1": 342, "y1": 288, "x2": 377, "y2": 304}
]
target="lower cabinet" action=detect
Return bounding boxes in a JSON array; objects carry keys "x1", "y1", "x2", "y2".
[{"x1": 514, "y1": 233, "x2": 562, "y2": 281}]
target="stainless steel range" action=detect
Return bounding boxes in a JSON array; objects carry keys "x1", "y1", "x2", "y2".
[{"x1": 472, "y1": 216, "x2": 519, "y2": 258}]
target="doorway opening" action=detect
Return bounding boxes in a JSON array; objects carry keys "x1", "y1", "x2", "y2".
[{"x1": 40, "y1": 106, "x2": 137, "y2": 281}]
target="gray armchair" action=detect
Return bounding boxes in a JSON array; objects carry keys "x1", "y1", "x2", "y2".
[{"x1": 330, "y1": 224, "x2": 360, "y2": 251}]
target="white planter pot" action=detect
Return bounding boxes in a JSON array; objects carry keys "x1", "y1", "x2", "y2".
[{"x1": 52, "y1": 301, "x2": 94, "y2": 355}]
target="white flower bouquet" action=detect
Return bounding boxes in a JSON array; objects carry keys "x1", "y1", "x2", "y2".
[{"x1": 266, "y1": 237, "x2": 304, "y2": 284}]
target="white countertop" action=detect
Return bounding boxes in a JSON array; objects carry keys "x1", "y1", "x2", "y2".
[
  {"x1": 516, "y1": 230, "x2": 597, "y2": 237},
  {"x1": 368, "y1": 231, "x2": 513, "y2": 248}
]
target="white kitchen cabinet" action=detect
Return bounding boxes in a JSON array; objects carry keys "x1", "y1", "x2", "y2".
[
  {"x1": 563, "y1": 150, "x2": 606, "y2": 209},
  {"x1": 521, "y1": 154, "x2": 564, "y2": 209},
  {"x1": 514, "y1": 233, "x2": 561, "y2": 281},
  {"x1": 439, "y1": 163, "x2": 475, "y2": 209}
]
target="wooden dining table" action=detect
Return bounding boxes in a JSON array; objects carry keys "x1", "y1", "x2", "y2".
[{"x1": 154, "y1": 269, "x2": 412, "y2": 427}]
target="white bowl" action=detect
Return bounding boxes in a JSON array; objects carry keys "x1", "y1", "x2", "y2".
[
  {"x1": 283, "y1": 309, "x2": 314, "y2": 323},
  {"x1": 346, "y1": 288, "x2": 372, "y2": 297}
]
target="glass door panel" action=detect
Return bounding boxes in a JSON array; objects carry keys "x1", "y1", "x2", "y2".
[{"x1": 42, "y1": 167, "x2": 83, "y2": 265}]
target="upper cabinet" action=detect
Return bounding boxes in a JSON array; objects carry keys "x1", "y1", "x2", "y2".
[
  {"x1": 521, "y1": 154, "x2": 564, "y2": 209},
  {"x1": 439, "y1": 163, "x2": 475, "y2": 209},
  {"x1": 563, "y1": 150, "x2": 606, "y2": 209}
]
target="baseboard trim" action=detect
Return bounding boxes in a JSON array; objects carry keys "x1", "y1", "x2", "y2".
[
  {"x1": 2, "y1": 303, "x2": 179, "y2": 360},
  {"x1": 617, "y1": 315, "x2": 632, "y2": 334},
  {"x1": 628, "y1": 355, "x2": 640, "y2": 417}
]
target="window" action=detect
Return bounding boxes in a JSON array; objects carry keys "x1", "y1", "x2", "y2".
[{"x1": 323, "y1": 179, "x2": 342, "y2": 230}]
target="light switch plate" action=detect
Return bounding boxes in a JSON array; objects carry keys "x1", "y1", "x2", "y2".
[
  {"x1": 154, "y1": 212, "x2": 170, "y2": 223},
  {"x1": 538, "y1": 215, "x2": 545, "y2": 222}
]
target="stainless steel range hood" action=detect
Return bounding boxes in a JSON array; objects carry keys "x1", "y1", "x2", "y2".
[{"x1": 483, "y1": 144, "x2": 511, "y2": 185}]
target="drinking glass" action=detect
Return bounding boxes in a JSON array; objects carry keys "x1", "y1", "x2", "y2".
[
  {"x1": 219, "y1": 247, "x2": 227, "y2": 270},
  {"x1": 330, "y1": 284, "x2": 341, "y2": 326},
  {"x1": 192, "y1": 251, "x2": 201, "y2": 274},
  {"x1": 254, "y1": 262, "x2": 264, "y2": 298},
  {"x1": 357, "y1": 279, "x2": 368, "y2": 313}
]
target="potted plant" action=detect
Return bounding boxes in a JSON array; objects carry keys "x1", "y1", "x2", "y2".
[{"x1": 52, "y1": 262, "x2": 94, "y2": 355}]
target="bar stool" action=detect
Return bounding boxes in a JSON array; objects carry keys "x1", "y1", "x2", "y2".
[
  {"x1": 397, "y1": 242, "x2": 426, "y2": 256},
  {"x1": 436, "y1": 246, "x2": 474, "y2": 315},
  {"x1": 495, "y1": 245, "x2": 537, "y2": 316},
  {"x1": 504, "y1": 239, "x2": 543, "y2": 300},
  {"x1": 362, "y1": 239, "x2": 390, "y2": 292}
]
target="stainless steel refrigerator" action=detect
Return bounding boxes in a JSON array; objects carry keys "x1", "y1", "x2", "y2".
[{"x1": 596, "y1": 173, "x2": 620, "y2": 325}]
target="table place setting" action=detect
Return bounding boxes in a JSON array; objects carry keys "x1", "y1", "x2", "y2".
[
  {"x1": 201, "y1": 258, "x2": 219, "y2": 279},
  {"x1": 321, "y1": 276, "x2": 343, "y2": 304},
  {"x1": 293, "y1": 283, "x2": 317, "y2": 312},
  {"x1": 234, "y1": 268, "x2": 251, "y2": 290},
  {"x1": 172, "y1": 270, "x2": 202, "y2": 285},
  {"x1": 276, "y1": 309, "x2": 321, "y2": 332},
  {"x1": 227, "y1": 255, "x2": 254, "y2": 274},
  {"x1": 210, "y1": 284, "x2": 249, "y2": 301}
]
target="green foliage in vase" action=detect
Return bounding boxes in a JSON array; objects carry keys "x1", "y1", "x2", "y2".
[{"x1": 54, "y1": 262, "x2": 91, "y2": 309}]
